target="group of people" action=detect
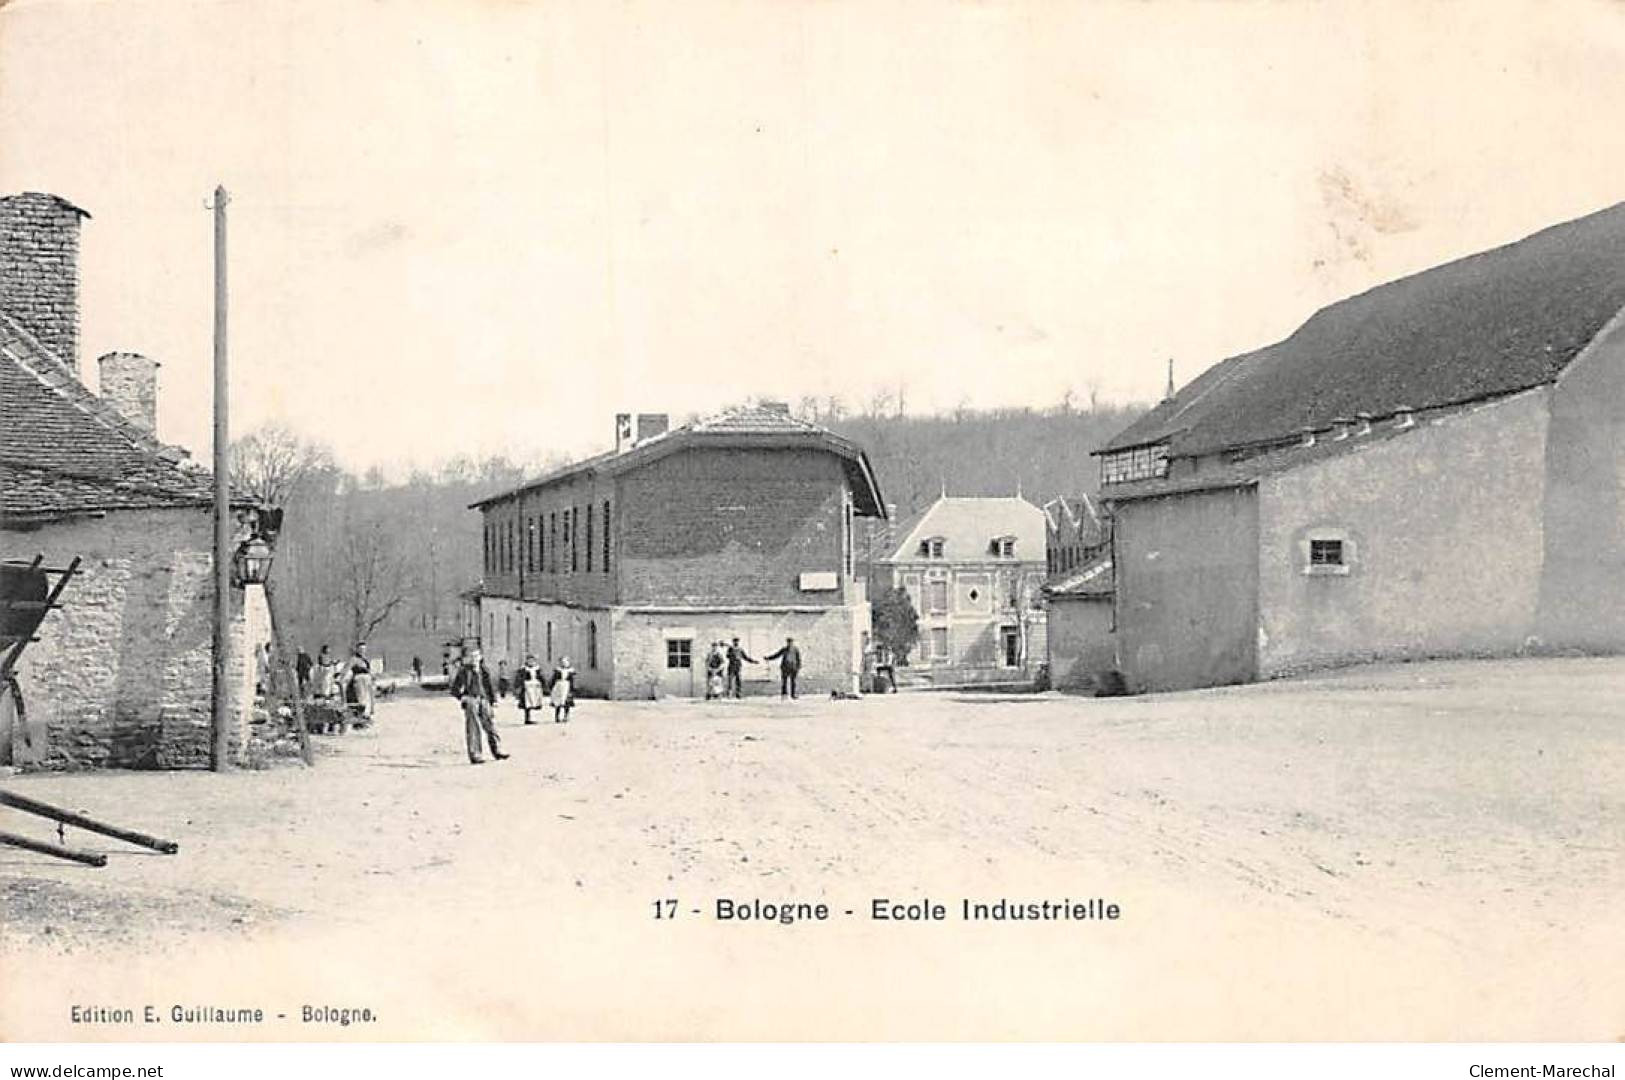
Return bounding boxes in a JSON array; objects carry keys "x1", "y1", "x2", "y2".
[
  {"x1": 292, "y1": 642, "x2": 377, "y2": 732},
  {"x1": 704, "y1": 636, "x2": 804, "y2": 700},
  {"x1": 450, "y1": 650, "x2": 577, "y2": 765}
]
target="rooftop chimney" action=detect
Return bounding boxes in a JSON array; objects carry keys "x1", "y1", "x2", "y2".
[
  {"x1": 635, "y1": 413, "x2": 669, "y2": 442},
  {"x1": 98, "y1": 352, "x2": 160, "y2": 433},
  {"x1": 614, "y1": 412, "x2": 633, "y2": 451},
  {"x1": 0, "y1": 192, "x2": 89, "y2": 374}
]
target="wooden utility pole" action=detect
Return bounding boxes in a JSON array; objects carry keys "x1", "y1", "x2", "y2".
[{"x1": 210, "y1": 185, "x2": 232, "y2": 772}]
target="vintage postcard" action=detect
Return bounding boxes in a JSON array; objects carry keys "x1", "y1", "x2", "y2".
[{"x1": 0, "y1": 0, "x2": 1622, "y2": 1053}]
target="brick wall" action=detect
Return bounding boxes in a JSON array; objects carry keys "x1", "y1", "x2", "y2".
[
  {"x1": 5, "y1": 507, "x2": 263, "y2": 769},
  {"x1": 618, "y1": 447, "x2": 849, "y2": 606},
  {"x1": 480, "y1": 473, "x2": 617, "y2": 608},
  {"x1": 0, "y1": 193, "x2": 84, "y2": 373}
]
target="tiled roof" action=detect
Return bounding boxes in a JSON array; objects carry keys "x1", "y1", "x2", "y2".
[
  {"x1": 1046, "y1": 554, "x2": 1113, "y2": 599},
  {"x1": 0, "y1": 310, "x2": 215, "y2": 519},
  {"x1": 688, "y1": 404, "x2": 827, "y2": 435},
  {"x1": 1102, "y1": 200, "x2": 1625, "y2": 457},
  {"x1": 884, "y1": 495, "x2": 1048, "y2": 563},
  {"x1": 472, "y1": 403, "x2": 888, "y2": 517}
]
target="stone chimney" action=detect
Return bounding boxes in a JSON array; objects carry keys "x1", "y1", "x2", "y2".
[
  {"x1": 635, "y1": 413, "x2": 669, "y2": 442},
  {"x1": 0, "y1": 192, "x2": 90, "y2": 374},
  {"x1": 98, "y1": 352, "x2": 160, "y2": 434}
]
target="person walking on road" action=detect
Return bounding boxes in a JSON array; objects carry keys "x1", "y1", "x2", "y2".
[
  {"x1": 550, "y1": 657, "x2": 576, "y2": 723},
  {"x1": 515, "y1": 654, "x2": 546, "y2": 724},
  {"x1": 450, "y1": 649, "x2": 508, "y2": 764},
  {"x1": 295, "y1": 646, "x2": 314, "y2": 699},
  {"x1": 764, "y1": 637, "x2": 803, "y2": 700},
  {"x1": 725, "y1": 636, "x2": 756, "y2": 698}
]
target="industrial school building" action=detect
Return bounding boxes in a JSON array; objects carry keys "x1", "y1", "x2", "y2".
[{"x1": 469, "y1": 405, "x2": 887, "y2": 699}]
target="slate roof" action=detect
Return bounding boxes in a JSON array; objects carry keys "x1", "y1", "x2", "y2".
[
  {"x1": 1045, "y1": 553, "x2": 1113, "y2": 599},
  {"x1": 0, "y1": 309, "x2": 215, "y2": 520},
  {"x1": 471, "y1": 403, "x2": 888, "y2": 517},
  {"x1": 883, "y1": 495, "x2": 1048, "y2": 563},
  {"x1": 1102, "y1": 200, "x2": 1625, "y2": 458}
]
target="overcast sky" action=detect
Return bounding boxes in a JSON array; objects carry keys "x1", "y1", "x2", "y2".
[{"x1": 3, "y1": 0, "x2": 1624, "y2": 474}]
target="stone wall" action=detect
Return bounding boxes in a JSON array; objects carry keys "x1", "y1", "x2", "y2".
[
  {"x1": 96, "y1": 352, "x2": 160, "y2": 434},
  {"x1": 4, "y1": 507, "x2": 262, "y2": 769},
  {"x1": 1046, "y1": 596, "x2": 1115, "y2": 691},
  {"x1": 0, "y1": 192, "x2": 84, "y2": 372},
  {"x1": 610, "y1": 604, "x2": 865, "y2": 700},
  {"x1": 475, "y1": 596, "x2": 612, "y2": 698},
  {"x1": 1257, "y1": 391, "x2": 1548, "y2": 678}
]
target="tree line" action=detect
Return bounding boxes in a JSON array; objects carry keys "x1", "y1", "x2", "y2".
[{"x1": 234, "y1": 397, "x2": 1145, "y2": 671}]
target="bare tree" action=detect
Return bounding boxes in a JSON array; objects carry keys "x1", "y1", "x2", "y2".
[
  {"x1": 334, "y1": 517, "x2": 415, "y2": 646},
  {"x1": 230, "y1": 423, "x2": 334, "y2": 509}
]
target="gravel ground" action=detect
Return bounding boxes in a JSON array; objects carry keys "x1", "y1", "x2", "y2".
[{"x1": 1, "y1": 657, "x2": 1620, "y2": 1040}]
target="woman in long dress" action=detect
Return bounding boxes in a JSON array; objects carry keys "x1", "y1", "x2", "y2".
[
  {"x1": 516, "y1": 655, "x2": 546, "y2": 725},
  {"x1": 346, "y1": 642, "x2": 375, "y2": 725},
  {"x1": 550, "y1": 657, "x2": 575, "y2": 723}
]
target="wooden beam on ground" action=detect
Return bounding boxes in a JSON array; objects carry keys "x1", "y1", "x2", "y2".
[
  {"x1": 0, "y1": 790, "x2": 178, "y2": 854},
  {"x1": 0, "y1": 829, "x2": 106, "y2": 867}
]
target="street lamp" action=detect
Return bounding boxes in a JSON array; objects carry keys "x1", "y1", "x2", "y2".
[{"x1": 232, "y1": 535, "x2": 274, "y2": 588}]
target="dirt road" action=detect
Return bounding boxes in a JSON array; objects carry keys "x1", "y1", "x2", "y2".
[{"x1": 2, "y1": 657, "x2": 1621, "y2": 1040}]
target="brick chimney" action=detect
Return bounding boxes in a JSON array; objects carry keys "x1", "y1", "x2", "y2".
[
  {"x1": 0, "y1": 192, "x2": 90, "y2": 374},
  {"x1": 97, "y1": 352, "x2": 160, "y2": 433},
  {"x1": 635, "y1": 413, "x2": 669, "y2": 442}
]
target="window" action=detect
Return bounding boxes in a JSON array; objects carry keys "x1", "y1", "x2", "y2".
[
  {"x1": 1100, "y1": 443, "x2": 1170, "y2": 485},
  {"x1": 539, "y1": 516, "x2": 546, "y2": 572},
  {"x1": 1301, "y1": 530, "x2": 1353, "y2": 576},
  {"x1": 550, "y1": 512, "x2": 558, "y2": 572},
  {"x1": 587, "y1": 621, "x2": 598, "y2": 669},
  {"x1": 918, "y1": 537, "x2": 945, "y2": 559},
  {"x1": 570, "y1": 507, "x2": 579, "y2": 573},
  {"x1": 1309, "y1": 539, "x2": 1344, "y2": 567},
  {"x1": 666, "y1": 638, "x2": 692, "y2": 669},
  {"x1": 926, "y1": 578, "x2": 949, "y2": 614},
  {"x1": 991, "y1": 537, "x2": 1015, "y2": 558},
  {"x1": 586, "y1": 503, "x2": 595, "y2": 573},
  {"x1": 602, "y1": 499, "x2": 611, "y2": 574},
  {"x1": 546, "y1": 621, "x2": 553, "y2": 661},
  {"x1": 929, "y1": 627, "x2": 949, "y2": 660}
]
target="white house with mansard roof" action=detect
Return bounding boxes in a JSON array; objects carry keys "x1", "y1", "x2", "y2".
[{"x1": 880, "y1": 494, "x2": 1048, "y2": 683}]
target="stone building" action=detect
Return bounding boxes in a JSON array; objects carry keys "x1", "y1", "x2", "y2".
[
  {"x1": 1096, "y1": 200, "x2": 1625, "y2": 692},
  {"x1": 1043, "y1": 554, "x2": 1115, "y2": 692},
  {"x1": 880, "y1": 495, "x2": 1048, "y2": 682},
  {"x1": 469, "y1": 404, "x2": 886, "y2": 698},
  {"x1": 0, "y1": 191, "x2": 268, "y2": 769}
]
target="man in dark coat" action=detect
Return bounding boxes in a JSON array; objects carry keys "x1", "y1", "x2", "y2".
[
  {"x1": 764, "y1": 637, "x2": 802, "y2": 700},
  {"x1": 294, "y1": 647, "x2": 314, "y2": 698},
  {"x1": 450, "y1": 649, "x2": 508, "y2": 765},
  {"x1": 725, "y1": 636, "x2": 756, "y2": 699}
]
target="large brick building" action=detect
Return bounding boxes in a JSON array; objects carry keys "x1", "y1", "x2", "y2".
[
  {"x1": 1097, "y1": 200, "x2": 1625, "y2": 692},
  {"x1": 0, "y1": 191, "x2": 269, "y2": 769},
  {"x1": 879, "y1": 495, "x2": 1048, "y2": 682},
  {"x1": 469, "y1": 404, "x2": 886, "y2": 698}
]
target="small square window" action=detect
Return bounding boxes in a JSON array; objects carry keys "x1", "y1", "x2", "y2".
[
  {"x1": 666, "y1": 639, "x2": 692, "y2": 669},
  {"x1": 1309, "y1": 539, "x2": 1344, "y2": 566}
]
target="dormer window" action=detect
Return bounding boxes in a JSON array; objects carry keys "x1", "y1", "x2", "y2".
[
  {"x1": 990, "y1": 536, "x2": 1016, "y2": 558},
  {"x1": 918, "y1": 537, "x2": 945, "y2": 559}
]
